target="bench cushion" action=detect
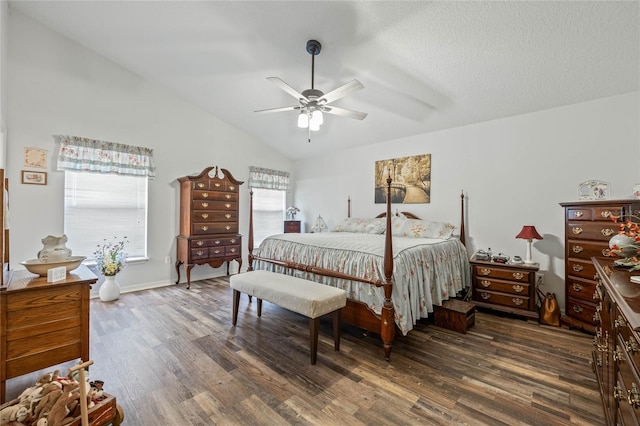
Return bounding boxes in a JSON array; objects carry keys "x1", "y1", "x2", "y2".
[{"x1": 230, "y1": 270, "x2": 347, "y2": 318}]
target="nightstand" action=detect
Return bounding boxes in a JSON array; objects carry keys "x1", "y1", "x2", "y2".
[
  {"x1": 470, "y1": 256, "x2": 539, "y2": 319},
  {"x1": 284, "y1": 220, "x2": 301, "y2": 233}
]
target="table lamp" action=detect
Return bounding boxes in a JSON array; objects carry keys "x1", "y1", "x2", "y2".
[
  {"x1": 311, "y1": 214, "x2": 328, "y2": 233},
  {"x1": 515, "y1": 225, "x2": 543, "y2": 264}
]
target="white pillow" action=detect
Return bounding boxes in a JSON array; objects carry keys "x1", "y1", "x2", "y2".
[
  {"x1": 395, "y1": 219, "x2": 456, "y2": 239},
  {"x1": 332, "y1": 218, "x2": 385, "y2": 234}
]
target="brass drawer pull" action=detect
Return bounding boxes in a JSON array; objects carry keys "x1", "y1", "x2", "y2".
[
  {"x1": 573, "y1": 305, "x2": 584, "y2": 314},
  {"x1": 196, "y1": 250, "x2": 204, "y2": 256},
  {"x1": 201, "y1": 226, "x2": 208, "y2": 231},
  {"x1": 225, "y1": 194, "x2": 231, "y2": 199},
  {"x1": 196, "y1": 241, "x2": 204, "y2": 246},
  {"x1": 615, "y1": 315, "x2": 626, "y2": 329},
  {"x1": 593, "y1": 290, "x2": 601, "y2": 301},
  {"x1": 572, "y1": 227, "x2": 583, "y2": 235},
  {"x1": 225, "y1": 225, "x2": 231, "y2": 230},
  {"x1": 613, "y1": 346, "x2": 623, "y2": 362},
  {"x1": 202, "y1": 213, "x2": 209, "y2": 219},
  {"x1": 480, "y1": 280, "x2": 491, "y2": 288},
  {"x1": 512, "y1": 284, "x2": 524, "y2": 293},
  {"x1": 197, "y1": 182, "x2": 205, "y2": 188},
  {"x1": 213, "y1": 250, "x2": 221, "y2": 254},
  {"x1": 614, "y1": 382, "x2": 625, "y2": 401},
  {"x1": 225, "y1": 203, "x2": 231, "y2": 208},
  {"x1": 229, "y1": 185, "x2": 235, "y2": 191},
  {"x1": 601, "y1": 228, "x2": 615, "y2": 237},
  {"x1": 572, "y1": 245, "x2": 583, "y2": 254},
  {"x1": 572, "y1": 283, "x2": 583, "y2": 292},
  {"x1": 214, "y1": 240, "x2": 221, "y2": 245},
  {"x1": 229, "y1": 248, "x2": 236, "y2": 253},
  {"x1": 512, "y1": 298, "x2": 523, "y2": 306},
  {"x1": 601, "y1": 210, "x2": 612, "y2": 218},
  {"x1": 230, "y1": 239, "x2": 236, "y2": 244},
  {"x1": 215, "y1": 182, "x2": 221, "y2": 187},
  {"x1": 225, "y1": 214, "x2": 232, "y2": 219},
  {"x1": 202, "y1": 192, "x2": 209, "y2": 198},
  {"x1": 512, "y1": 272, "x2": 524, "y2": 280},
  {"x1": 201, "y1": 202, "x2": 209, "y2": 208},
  {"x1": 628, "y1": 383, "x2": 640, "y2": 409},
  {"x1": 480, "y1": 292, "x2": 490, "y2": 300},
  {"x1": 601, "y1": 249, "x2": 611, "y2": 256},
  {"x1": 625, "y1": 338, "x2": 639, "y2": 355},
  {"x1": 479, "y1": 268, "x2": 490, "y2": 276},
  {"x1": 573, "y1": 264, "x2": 584, "y2": 272},
  {"x1": 574, "y1": 211, "x2": 584, "y2": 218}
]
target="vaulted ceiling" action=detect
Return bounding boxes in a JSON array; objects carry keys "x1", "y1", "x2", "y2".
[{"x1": 9, "y1": 1, "x2": 639, "y2": 160}]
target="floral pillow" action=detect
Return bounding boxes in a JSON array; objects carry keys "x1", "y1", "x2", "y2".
[
  {"x1": 332, "y1": 218, "x2": 386, "y2": 234},
  {"x1": 394, "y1": 219, "x2": 456, "y2": 239}
]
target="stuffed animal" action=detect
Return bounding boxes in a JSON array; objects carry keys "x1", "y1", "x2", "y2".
[
  {"x1": 34, "y1": 387, "x2": 62, "y2": 421},
  {"x1": 44, "y1": 383, "x2": 79, "y2": 426},
  {"x1": 0, "y1": 403, "x2": 29, "y2": 425}
]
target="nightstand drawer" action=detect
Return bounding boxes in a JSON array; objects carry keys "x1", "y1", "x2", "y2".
[
  {"x1": 475, "y1": 277, "x2": 529, "y2": 295},
  {"x1": 474, "y1": 290, "x2": 529, "y2": 310},
  {"x1": 284, "y1": 220, "x2": 301, "y2": 233},
  {"x1": 473, "y1": 265, "x2": 531, "y2": 282}
]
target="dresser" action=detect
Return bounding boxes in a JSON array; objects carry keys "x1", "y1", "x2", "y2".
[
  {"x1": 560, "y1": 200, "x2": 640, "y2": 333},
  {"x1": 0, "y1": 265, "x2": 97, "y2": 403},
  {"x1": 284, "y1": 220, "x2": 301, "y2": 233},
  {"x1": 593, "y1": 258, "x2": 640, "y2": 425},
  {"x1": 176, "y1": 166, "x2": 243, "y2": 289},
  {"x1": 470, "y1": 255, "x2": 539, "y2": 319}
]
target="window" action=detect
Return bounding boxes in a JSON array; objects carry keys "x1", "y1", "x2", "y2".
[
  {"x1": 64, "y1": 171, "x2": 148, "y2": 260},
  {"x1": 252, "y1": 188, "x2": 286, "y2": 247}
]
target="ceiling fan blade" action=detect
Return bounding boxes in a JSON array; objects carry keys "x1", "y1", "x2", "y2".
[
  {"x1": 254, "y1": 105, "x2": 300, "y2": 114},
  {"x1": 323, "y1": 106, "x2": 367, "y2": 120},
  {"x1": 267, "y1": 77, "x2": 308, "y2": 101},
  {"x1": 319, "y1": 79, "x2": 364, "y2": 104}
]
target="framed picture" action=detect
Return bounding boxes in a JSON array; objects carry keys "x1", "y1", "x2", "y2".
[
  {"x1": 24, "y1": 147, "x2": 47, "y2": 169},
  {"x1": 375, "y1": 154, "x2": 431, "y2": 204},
  {"x1": 578, "y1": 180, "x2": 609, "y2": 200},
  {"x1": 21, "y1": 170, "x2": 47, "y2": 185}
]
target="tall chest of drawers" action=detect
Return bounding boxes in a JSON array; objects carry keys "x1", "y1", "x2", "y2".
[
  {"x1": 593, "y1": 259, "x2": 640, "y2": 425},
  {"x1": 176, "y1": 166, "x2": 243, "y2": 289},
  {"x1": 560, "y1": 200, "x2": 640, "y2": 333}
]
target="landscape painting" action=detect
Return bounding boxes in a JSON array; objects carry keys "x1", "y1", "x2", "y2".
[{"x1": 375, "y1": 154, "x2": 431, "y2": 204}]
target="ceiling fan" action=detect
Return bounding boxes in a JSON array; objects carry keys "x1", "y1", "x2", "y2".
[{"x1": 255, "y1": 39, "x2": 367, "y2": 142}]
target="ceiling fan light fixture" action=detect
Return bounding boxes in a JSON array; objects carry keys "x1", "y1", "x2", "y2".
[
  {"x1": 297, "y1": 111, "x2": 309, "y2": 128},
  {"x1": 309, "y1": 116, "x2": 321, "y2": 132},
  {"x1": 311, "y1": 109, "x2": 323, "y2": 126}
]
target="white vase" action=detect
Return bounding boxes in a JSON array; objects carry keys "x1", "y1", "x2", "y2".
[{"x1": 99, "y1": 275, "x2": 120, "y2": 302}]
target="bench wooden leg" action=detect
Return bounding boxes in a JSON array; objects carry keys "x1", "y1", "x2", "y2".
[
  {"x1": 333, "y1": 309, "x2": 341, "y2": 351},
  {"x1": 310, "y1": 317, "x2": 319, "y2": 365},
  {"x1": 232, "y1": 289, "x2": 240, "y2": 325},
  {"x1": 257, "y1": 299, "x2": 263, "y2": 317}
]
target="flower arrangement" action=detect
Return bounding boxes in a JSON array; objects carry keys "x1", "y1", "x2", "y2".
[
  {"x1": 286, "y1": 206, "x2": 300, "y2": 220},
  {"x1": 608, "y1": 214, "x2": 640, "y2": 270},
  {"x1": 93, "y1": 237, "x2": 128, "y2": 276}
]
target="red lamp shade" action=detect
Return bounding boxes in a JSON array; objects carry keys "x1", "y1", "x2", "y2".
[{"x1": 515, "y1": 225, "x2": 543, "y2": 241}]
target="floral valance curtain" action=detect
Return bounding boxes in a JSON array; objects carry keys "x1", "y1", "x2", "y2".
[
  {"x1": 54, "y1": 135, "x2": 156, "y2": 178},
  {"x1": 248, "y1": 166, "x2": 289, "y2": 191}
]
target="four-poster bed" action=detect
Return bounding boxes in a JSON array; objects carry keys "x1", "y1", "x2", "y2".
[{"x1": 247, "y1": 178, "x2": 470, "y2": 360}]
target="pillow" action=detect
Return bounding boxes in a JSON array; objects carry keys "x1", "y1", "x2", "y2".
[
  {"x1": 394, "y1": 219, "x2": 456, "y2": 239},
  {"x1": 332, "y1": 218, "x2": 385, "y2": 234}
]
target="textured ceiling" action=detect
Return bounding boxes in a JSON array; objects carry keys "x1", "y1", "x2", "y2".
[{"x1": 9, "y1": 1, "x2": 640, "y2": 160}]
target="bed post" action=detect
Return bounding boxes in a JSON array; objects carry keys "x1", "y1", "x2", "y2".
[
  {"x1": 381, "y1": 175, "x2": 395, "y2": 361},
  {"x1": 460, "y1": 190, "x2": 466, "y2": 246},
  {"x1": 248, "y1": 189, "x2": 254, "y2": 272}
]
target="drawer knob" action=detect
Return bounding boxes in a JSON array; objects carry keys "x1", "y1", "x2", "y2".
[
  {"x1": 196, "y1": 241, "x2": 204, "y2": 246},
  {"x1": 479, "y1": 268, "x2": 490, "y2": 276},
  {"x1": 202, "y1": 192, "x2": 209, "y2": 198},
  {"x1": 512, "y1": 284, "x2": 524, "y2": 293},
  {"x1": 572, "y1": 283, "x2": 583, "y2": 292},
  {"x1": 215, "y1": 182, "x2": 221, "y2": 187},
  {"x1": 225, "y1": 214, "x2": 232, "y2": 219},
  {"x1": 225, "y1": 203, "x2": 231, "y2": 208},
  {"x1": 615, "y1": 316, "x2": 626, "y2": 329},
  {"x1": 214, "y1": 240, "x2": 221, "y2": 245},
  {"x1": 214, "y1": 249, "x2": 221, "y2": 254},
  {"x1": 601, "y1": 210, "x2": 612, "y2": 218},
  {"x1": 613, "y1": 346, "x2": 623, "y2": 362},
  {"x1": 480, "y1": 292, "x2": 490, "y2": 300},
  {"x1": 572, "y1": 245, "x2": 583, "y2": 254},
  {"x1": 572, "y1": 227, "x2": 583, "y2": 235},
  {"x1": 628, "y1": 383, "x2": 640, "y2": 409},
  {"x1": 197, "y1": 182, "x2": 205, "y2": 188},
  {"x1": 230, "y1": 239, "x2": 236, "y2": 244},
  {"x1": 573, "y1": 305, "x2": 584, "y2": 314},
  {"x1": 614, "y1": 382, "x2": 625, "y2": 401},
  {"x1": 573, "y1": 264, "x2": 584, "y2": 272},
  {"x1": 196, "y1": 250, "x2": 204, "y2": 256},
  {"x1": 601, "y1": 228, "x2": 615, "y2": 237},
  {"x1": 574, "y1": 211, "x2": 584, "y2": 218},
  {"x1": 201, "y1": 202, "x2": 209, "y2": 208},
  {"x1": 229, "y1": 185, "x2": 235, "y2": 191},
  {"x1": 480, "y1": 280, "x2": 491, "y2": 288},
  {"x1": 625, "y1": 338, "x2": 639, "y2": 355},
  {"x1": 512, "y1": 272, "x2": 524, "y2": 280},
  {"x1": 512, "y1": 298, "x2": 524, "y2": 306},
  {"x1": 201, "y1": 226, "x2": 208, "y2": 231},
  {"x1": 230, "y1": 248, "x2": 236, "y2": 253},
  {"x1": 226, "y1": 194, "x2": 231, "y2": 199},
  {"x1": 601, "y1": 248, "x2": 611, "y2": 257},
  {"x1": 225, "y1": 225, "x2": 231, "y2": 230},
  {"x1": 202, "y1": 213, "x2": 209, "y2": 219}
]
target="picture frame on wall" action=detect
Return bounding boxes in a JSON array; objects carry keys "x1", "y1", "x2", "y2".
[
  {"x1": 21, "y1": 170, "x2": 47, "y2": 185},
  {"x1": 23, "y1": 147, "x2": 47, "y2": 169},
  {"x1": 578, "y1": 180, "x2": 609, "y2": 200},
  {"x1": 374, "y1": 153, "x2": 431, "y2": 204}
]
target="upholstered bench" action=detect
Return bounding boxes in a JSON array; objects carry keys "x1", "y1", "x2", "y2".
[{"x1": 230, "y1": 270, "x2": 347, "y2": 364}]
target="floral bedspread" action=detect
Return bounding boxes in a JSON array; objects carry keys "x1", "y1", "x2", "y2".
[{"x1": 253, "y1": 232, "x2": 471, "y2": 335}]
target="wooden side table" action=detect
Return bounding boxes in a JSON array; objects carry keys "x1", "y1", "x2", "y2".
[
  {"x1": 284, "y1": 220, "x2": 301, "y2": 233},
  {"x1": 470, "y1": 256, "x2": 539, "y2": 319},
  {"x1": 0, "y1": 265, "x2": 97, "y2": 402}
]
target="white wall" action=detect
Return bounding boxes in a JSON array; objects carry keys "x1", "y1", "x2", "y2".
[
  {"x1": 6, "y1": 9, "x2": 293, "y2": 295},
  {"x1": 294, "y1": 91, "x2": 640, "y2": 310}
]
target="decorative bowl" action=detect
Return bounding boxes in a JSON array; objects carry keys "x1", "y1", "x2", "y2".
[{"x1": 19, "y1": 256, "x2": 87, "y2": 277}]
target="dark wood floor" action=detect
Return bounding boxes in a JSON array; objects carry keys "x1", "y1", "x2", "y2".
[{"x1": 6, "y1": 277, "x2": 604, "y2": 425}]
